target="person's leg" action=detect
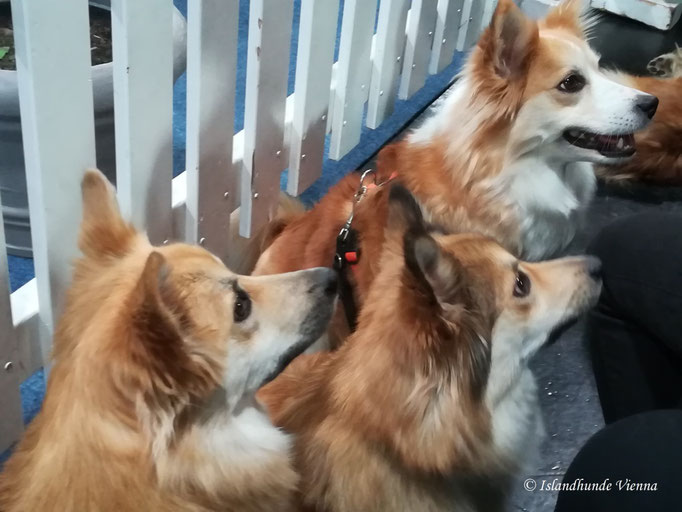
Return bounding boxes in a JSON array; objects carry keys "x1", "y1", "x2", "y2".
[
  {"x1": 554, "y1": 410, "x2": 682, "y2": 511},
  {"x1": 587, "y1": 212, "x2": 682, "y2": 424}
]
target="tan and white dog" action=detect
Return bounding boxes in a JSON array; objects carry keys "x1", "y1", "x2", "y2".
[
  {"x1": 251, "y1": 0, "x2": 658, "y2": 347},
  {"x1": 0, "y1": 170, "x2": 336, "y2": 512},
  {"x1": 259, "y1": 185, "x2": 603, "y2": 512}
]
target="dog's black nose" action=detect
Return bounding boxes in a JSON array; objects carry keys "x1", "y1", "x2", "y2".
[
  {"x1": 324, "y1": 273, "x2": 338, "y2": 297},
  {"x1": 586, "y1": 257, "x2": 602, "y2": 281},
  {"x1": 636, "y1": 94, "x2": 659, "y2": 119}
]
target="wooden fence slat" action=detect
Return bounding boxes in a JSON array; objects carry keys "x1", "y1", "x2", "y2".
[
  {"x1": 461, "y1": 0, "x2": 489, "y2": 50},
  {"x1": 111, "y1": 0, "x2": 174, "y2": 244},
  {"x1": 429, "y1": 0, "x2": 464, "y2": 74},
  {"x1": 184, "y1": 0, "x2": 238, "y2": 260},
  {"x1": 481, "y1": 0, "x2": 498, "y2": 31},
  {"x1": 456, "y1": 0, "x2": 473, "y2": 51},
  {"x1": 399, "y1": 0, "x2": 439, "y2": 100},
  {"x1": 287, "y1": 0, "x2": 340, "y2": 196},
  {"x1": 329, "y1": 0, "x2": 378, "y2": 160},
  {"x1": 366, "y1": 0, "x2": 410, "y2": 129},
  {"x1": 10, "y1": 0, "x2": 96, "y2": 360},
  {"x1": 0, "y1": 197, "x2": 23, "y2": 453},
  {"x1": 239, "y1": 0, "x2": 294, "y2": 238}
]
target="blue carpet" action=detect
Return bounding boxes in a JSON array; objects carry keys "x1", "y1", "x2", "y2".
[{"x1": 2, "y1": 0, "x2": 462, "y2": 463}]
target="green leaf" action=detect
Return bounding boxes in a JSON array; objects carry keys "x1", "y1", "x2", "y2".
[{"x1": 0, "y1": 47, "x2": 9, "y2": 60}]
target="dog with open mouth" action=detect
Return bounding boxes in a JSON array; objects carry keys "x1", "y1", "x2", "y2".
[
  {"x1": 250, "y1": 0, "x2": 655, "y2": 347},
  {"x1": 0, "y1": 170, "x2": 336, "y2": 512},
  {"x1": 259, "y1": 185, "x2": 603, "y2": 512}
]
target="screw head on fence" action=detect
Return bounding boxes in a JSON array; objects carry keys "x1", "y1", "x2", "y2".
[
  {"x1": 224, "y1": 191, "x2": 229, "y2": 199},
  {"x1": 4, "y1": 361, "x2": 14, "y2": 372},
  {"x1": 199, "y1": 237, "x2": 206, "y2": 246},
  {"x1": 254, "y1": 193, "x2": 259, "y2": 199}
]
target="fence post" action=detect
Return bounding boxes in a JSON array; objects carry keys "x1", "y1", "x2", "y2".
[
  {"x1": 399, "y1": 0, "x2": 439, "y2": 99},
  {"x1": 367, "y1": 0, "x2": 410, "y2": 129},
  {"x1": 329, "y1": 0, "x2": 379, "y2": 160},
  {"x1": 0, "y1": 196, "x2": 23, "y2": 454},
  {"x1": 111, "y1": 0, "x2": 174, "y2": 244},
  {"x1": 10, "y1": 0, "x2": 97, "y2": 368},
  {"x1": 184, "y1": 0, "x2": 239, "y2": 260},
  {"x1": 239, "y1": 0, "x2": 294, "y2": 238},
  {"x1": 287, "y1": 0, "x2": 339, "y2": 196}
]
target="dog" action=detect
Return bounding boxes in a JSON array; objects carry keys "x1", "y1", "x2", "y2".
[
  {"x1": 0, "y1": 170, "x2": 336, "y2": 512},
  {"x1": 252, "y1": 0, "x2": 655, "y2": 345},
  {"x1": 258, "y1": 185, "x2": 603, "y2": 512},
  {"x1": 597, "y1": 73, "x2": 682, "y2": 185}
]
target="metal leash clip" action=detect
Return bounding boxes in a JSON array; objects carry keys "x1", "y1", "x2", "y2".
[{"x1": 338, "y1": 168, "x2": 375, "y2": 243}]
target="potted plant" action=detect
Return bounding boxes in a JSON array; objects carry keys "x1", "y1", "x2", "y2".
[{"x1": 0, "y1": 0, "x2": 186, "y2": 256}]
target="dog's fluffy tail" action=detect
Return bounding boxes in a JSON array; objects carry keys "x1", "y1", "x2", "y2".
[{"x1": 227, "y1": 192, "x2": 306, "y2": 275}]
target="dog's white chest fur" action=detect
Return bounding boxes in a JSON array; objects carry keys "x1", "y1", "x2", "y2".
[
  {"x1": 495, "y1": 159, "x2": 596, "y2": 260},
  {"x1": 489, "y1": 368, "x2": 544, "y2": 471}
]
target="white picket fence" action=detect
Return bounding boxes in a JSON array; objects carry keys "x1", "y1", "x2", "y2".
[{"x1": 0, "y1": 0, "x2": 497, "y2": 454}]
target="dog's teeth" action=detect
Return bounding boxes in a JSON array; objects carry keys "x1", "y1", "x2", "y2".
[
  {"x1": 569, "y1": 130, "x2": 581, "y2": 138},
  {"x1": 617, "y1": 137, "x2": 624, "y2": 149}
]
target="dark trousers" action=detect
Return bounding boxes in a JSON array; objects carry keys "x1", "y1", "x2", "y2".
[
  {"x1": 553, "y1": 213, "x2": 682, "y2": 511},
  {"x1": 587, "y1": 212, "x2": 682, "y2": 424},
  {"x1": 554, "y1": 410, "x2": 682, "y2": 511}
]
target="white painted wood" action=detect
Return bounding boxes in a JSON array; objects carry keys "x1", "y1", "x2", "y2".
[
  {"x1": 463, "y1": 0, "x2": 492, "y2": 50},
  {"x1": 239, "y1": 0, "x2": 294, "y2": 238},
  {"x1": 519, "y1": 0, "x2": 558, "y2": 18},
  {"x1": 591, "y1": 0, "x2": 682, "y2": 30},
  {"x1": 0, "y1": 198, "x2": 24, "y2": 453},
  {"x1": 10, "y1": 0, "x2": 96, "y2": 364},
  {"x1": 481, "y1": 0, "x2": 498, "y2": 30},
  {"x1": 111, "y1": 0, "x2": 174, "y2": 244},
  {"x1": 287, "y1": 0, "x2": 340, "y2": 196},
  {"x1": 456, "y1": 0, "x2": 473, "y2": 52},
  {"x1": 399, "y1": 0, "x2": 439, "y2": 99},
  {"x1": 10, "y1": 279, "x2": 41, "y2": 382},
  {"x1": 329, "y1": 0, "x2": 379, "y2": 160},
  {"x1": 429, "y1": 0, "x2": 465, "y2": 74},
  {"x1": 367, "y1": 0, "x2": 410, "y2": 129},
  {"x1": 184, "y1": 0, "x2": 238, "y2": 260}
]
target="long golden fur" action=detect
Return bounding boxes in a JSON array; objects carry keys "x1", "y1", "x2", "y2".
[
  {"x1": 259, "y1": 185, "x2": 602, "y2": 511},
  {"x1": 0, "y1": 170, "x2": 335, "y2": 511}
]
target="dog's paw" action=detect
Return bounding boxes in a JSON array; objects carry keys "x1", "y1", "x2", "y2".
[{"x1": 647, "y1": 45, "x2": 682, "y2": 78}]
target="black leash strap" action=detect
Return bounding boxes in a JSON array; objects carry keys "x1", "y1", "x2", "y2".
[
  {"x1": 333, "y1": 222, "x2": 360, "y2": 332},
  {"x1": 332, "y1": 169, "x2": 396, "y2": 332}
]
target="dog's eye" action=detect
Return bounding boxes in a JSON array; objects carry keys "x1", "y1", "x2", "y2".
[
  {"x1": 557, "y1": 73, "x2": 586, "y2": 93},
  {"x1": 233, "y1": 289, "x2": 251, "y2": 323},
  {"x1": 513, "y1": 271, "x2": 531, "y2": 298}
]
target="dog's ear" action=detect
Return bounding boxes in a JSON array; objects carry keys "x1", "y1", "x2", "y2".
[
  {"x1": 482, "y1": 0, "x2": 539, "y2": 79},
  {"x1": 387, "y1": 184, "x2": 426, "y2": 234},
  {"x1": 404, "y1": 232, "x2": 471, "y2": 306},
  {"x1": 543, "y1": 0, "x2": 588, "y2": 38},
  {"x1": 80, "y1": 169, "x2": 137, "y2": 259},
  {"x1": 130, "y1": 251, "x2": 210, "y2": 395}
]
